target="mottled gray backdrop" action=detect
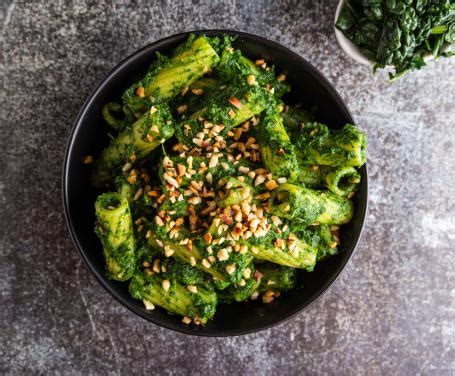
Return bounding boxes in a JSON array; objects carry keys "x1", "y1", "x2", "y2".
[{"x1": 1, "y1": 0, "x2": 454, "y2": 375}]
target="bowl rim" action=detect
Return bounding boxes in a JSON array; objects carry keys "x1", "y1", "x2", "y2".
[{"x1": 62, "y1": 29, "x2": 368, "y2": 337}]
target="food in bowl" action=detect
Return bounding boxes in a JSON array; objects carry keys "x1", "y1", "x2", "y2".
[
  {"x1": 88, "y1": 34, "x2": 367, "y2": 325},
  {"x1": 335, "y1": 0, "x2": 454, "y2": 80}
]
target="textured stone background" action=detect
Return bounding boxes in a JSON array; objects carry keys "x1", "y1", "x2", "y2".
[{"x1": 1, "y1": 0, "x2": 454, "y2": 374}]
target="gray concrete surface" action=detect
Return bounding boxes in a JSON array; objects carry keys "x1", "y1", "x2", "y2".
[{"x1": 1, "y1": 0, "x2": 454, "y2": 374}]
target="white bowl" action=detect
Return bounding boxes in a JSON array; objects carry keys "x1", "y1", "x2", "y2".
[
  {"x1": 334, "y1": 0, "x2": 374, "y2": 66},
  {"x1": 334, "y1": 0, "x2": 444, "y2": 67}
]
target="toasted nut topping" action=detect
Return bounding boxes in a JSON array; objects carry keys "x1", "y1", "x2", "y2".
[
  {"x1": 265, "y1": 180, "x2": 278, "y2": 190},
  {"x1": 155, "y1": 216, "x2": 164, "y2": 226},
  {"x1": 162, "y1": 280, "x2": 170, "y2": 291},
  {"x1": 229, "y1": 97, "x2": 242, "y2": 109},
  {"x1": 143, "y1": 300, "x2": 155, "y2": 310},
  {"x1": 217, "y1": 248, "x2": 229, "y2": 261},
  {"x1": 225, "y1": 264, "x2": 236, "y2": 275},
  {"x1": 203, "y1": 233, "x2": 212, "y2": 244},
  {"x1": 136, "y1": 86, "x2": 145, "y2": 97},
  {"x1": 254, "y1": 175, "x2": 266, "y2": 186},
  {"x1": 164, "y1": 245, "x2": 174, "y2": 257},
  {"x1": 187, "y1": 285, "x2": 198, "y2": 293},
  {"x1": 277, "y1": 73, "x2": 286, "y2": 81},
  {"x1": 153, "y1": 259, "x2": 160, "y2": 273},
  {"x1": 177, "y1": 105, "x2": 188, "y2": 114},
  {"x1": 255, "y1": 59, "x2": 265, "y2": 66},
  {"x1": 192, "y1": 88, "x2": 204, "y2": 96},
  {"x1": 228, "y1": 109, "x2": 236, "y2": 118},
  {"x1": 202, "y1": 259, "x2": 211, "y2": 268},
  {"x1": 83, "y1": 155, "x2": 93, "y2": 164},
  {"x1": 122, "y1": 162, "x2": 132, "y2": 172},
  {"x1": 133, "y1": 188, "x2": 143, "y2": 201},
  {"x1": 182, "y1": 316, "x2": 192, "y2": 324},
  {"x1": 246, "y1": 75, "x2": 256, "y2": 85}
]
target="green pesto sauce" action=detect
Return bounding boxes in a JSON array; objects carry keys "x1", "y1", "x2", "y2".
[{"x1": 92, "y1": 33, "x2": 367, "y2": 324}]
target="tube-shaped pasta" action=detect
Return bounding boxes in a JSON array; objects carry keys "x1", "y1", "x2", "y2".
[
  {"x1": 122, "y1": 36, "x2": 220, "y2": 117},
  {"x1": 102, "y1": 102, "x2": 125, "y2": 132},
  {"x1": 256, "y1": 105, "x2": 299, "y2": 179},
  {"x1": 256, "y1": 264, "x2": 297, "y2": 293},
  {"x1": 95, "y1": 192, "x2": 136, "y2": 281},
  {"x1": 170, "y1": 77, "x2": 220, "y2": 115},
  {"x1": 175, "y1": 85, "x2": 270, "y2": 146},
  {"x1": 216, "y1": 49, "x2": 290, "y2": 97},
  {"x1": 281, "y1": 105, "x2": 313, "y2": 132},
  {"x1": 296, "y1": 123, "x2": 366, "y2": 167},
  {"x1": 298, "y1": 165, "x2": 361, "y2": 197},
  {"x1": 242, "y1": 234, "x2": 318, "y2": 270},
  {"x1": 147, "y1": 231, "x2": 252, "y2": 288},
  {"x1": 129, "y1": 271, "x2": 217, "y2": 324},
  {"x1": 268, "y1": 183, "x2": 353, "y2": 225},
  {"x1": 91, "y1": 104, "x2": 174, "y2": 187}
]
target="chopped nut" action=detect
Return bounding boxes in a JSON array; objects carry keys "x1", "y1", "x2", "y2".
[
  {"x1": 177, "y1": 105, "x2": 188, "y2": 114},
  {"x1": 149, "y1": 106, "x2": 158, "y2": 115},
  {"x1": 162, "y1": 280, "x2": 170, "y2": 291},
  {"x1": 217, "y1": 248, "x2": 229, "y2": 261},
  {"x1": 133, "y1": 188, "x2": 143, "y2": 201},
  {"x1": 265, "y1": 180, "x2": 278, "y2": 190},
  {"x1": 262, "y1": 290, "x2": 279, "y2": 303},
  {"x1": 277, "y1": 73, "x2": 286, "y2": 81},
  {"x1": 164, "y1": 245, "x2": 174, "y2": 257},
  {"x1": 250, "y1": 291, "x2": 259, "y2": 300},
  {"x1": 143, "y1": 300, "x2": 155, "y2": 310},
  {"x1": 255, "y1": 59, "x2": 265, "y2": 66},
  {"x1": 246, "y1": 74, "x2": 256, "y2": 85},
  {"x1": 136, "y1": 86, "x2": 145, "y2": 97},
  {"x1": 208, "y1": 155, "x2": 219, "y2": 168},
  {"x1": 203, "y1": 233, "x2": 212, "y2": 244},
  {"x1": 182, "y1": 316, "x2": 192, "y2": 324},
  {"x1": 122, "y1": 162, "x2": 132, "y2": 172},
  {"x1": 153, "y1": 259, "x2": 160, "y2": 273},
  {"x1": 189, "y1": 257, "x2": 197, "y2": 266},
  {"x1": 254, "y1": 175, "x2": 266, "y2": 186},
  {"x1": 187, "y1": 285, "x2": 198, "y2": 294},
  {"x1": 155, "y1": 216, "x2": 164, "y2": 226},
  {"x1": 225, "y1": 264, "x2": 236, "y2": 275},
  {"x1": 177, "y1": 164, "x2": 186, "y2": 176},
  {"x1": 83, "y1": 155, "x2": 93, "y2": 164},
  {"x1": 163, "y1": 173, "x2": 179, "y2": 188},
  {"x1": 228, "y1": 109, "x2": 236, "y2": 118},
  {"x1": 192, "y1": 88, "x2": 204, "y2": 96},
  {"x1": 202, "y1": 259, "x2": 211, "y2": 268}
]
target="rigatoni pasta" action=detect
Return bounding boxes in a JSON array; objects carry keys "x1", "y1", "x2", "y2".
[{"x1": 89, "y1": 34, "x2": 367, "y2": 324}]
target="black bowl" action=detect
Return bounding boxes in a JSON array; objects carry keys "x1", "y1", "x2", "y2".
[{"x1": 63, "y1": 30, "x2": 368, "y2": 336}]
